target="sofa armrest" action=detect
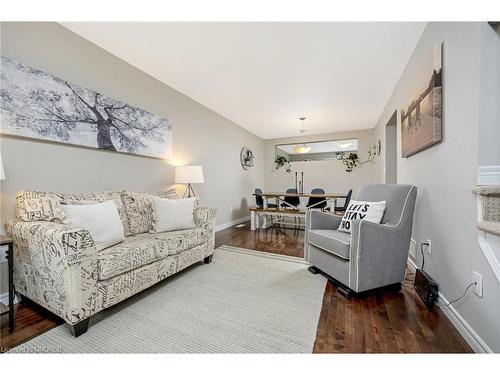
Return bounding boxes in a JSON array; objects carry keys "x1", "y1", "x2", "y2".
[
  {"x1": 349, "y1": 220, "x2": 410, "y2": 292},
  {"x1": 4, "y1": 220, "x2": 99, "y2": 324},
  {"x1": 193, "y1": 206, "x2": 217, "y2": 231},
  {"x1": 307, "y1": 210, "x2": 343, "y2": 231}
]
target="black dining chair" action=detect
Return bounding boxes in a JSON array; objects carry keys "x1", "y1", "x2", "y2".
[
  {"x1": 280, "y1": 188, "x2": 300, "y2": 209},
  {"x1": 306, "y1": 188, "x2": 327, "y2": 210},
  {"x1": 255, "y1": 188, "x2": 278, "y2": 209},
  {"x1": 280, "y1": 188, "x2": 301, "y2": 229},
  {"x1": 334, "y1": 189, "x2": 353, "y2": 214}
]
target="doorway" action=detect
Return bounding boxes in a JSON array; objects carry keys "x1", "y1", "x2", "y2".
[{"x1": 385, "y1": 110, "x2": 398, "y2": 184}]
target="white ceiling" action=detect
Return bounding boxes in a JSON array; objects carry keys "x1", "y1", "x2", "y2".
[{"x1": 62, "y1": 22, "x2": 425, "y2": 139}]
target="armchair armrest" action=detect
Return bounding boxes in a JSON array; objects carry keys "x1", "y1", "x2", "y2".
[
  {"x1": 4, "y1": 220, "x2": 99, "y2": 324},
  {"x1": 349, "y1": 219, "x2": 410, "y2": 292},
  {"x1": 307, "y1": 210, "x2": 343, "y2": 231},
  {"x1": 193, "y1": 206, "x2": 217, "y2": 231}
]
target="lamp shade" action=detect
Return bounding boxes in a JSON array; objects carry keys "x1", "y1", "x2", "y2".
[
  {"x1": 175, "y1": 165, "x2": 204, "y2": 184},
  {"x1": 0, "y1": 154, "x2": 5, "y2": 180}
]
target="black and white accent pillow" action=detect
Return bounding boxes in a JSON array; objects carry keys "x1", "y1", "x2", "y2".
[{"x1": 337, "y1": 200, "x2": 386, "y2": 234}]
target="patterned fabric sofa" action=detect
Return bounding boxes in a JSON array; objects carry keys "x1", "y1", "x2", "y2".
[{"x1": 4, "y1": 190, "x2": 217, "y2": 337}]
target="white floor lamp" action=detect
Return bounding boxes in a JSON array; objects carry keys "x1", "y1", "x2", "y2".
[{"x1": 175, "y1": 165, "x2": 204, "y2": 198}]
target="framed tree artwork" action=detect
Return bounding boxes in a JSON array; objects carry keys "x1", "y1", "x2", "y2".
[
  {"x1": 401, "y1": 43, "x2": 443, "y2": 158},
  {"x1": 0, "y1": 56, "x2": 172, "y2": 159}
]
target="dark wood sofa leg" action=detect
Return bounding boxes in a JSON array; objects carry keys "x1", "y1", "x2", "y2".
[
  {"x1": 204, "y1": 255, "x2": 213, "y2": 264},
  {"x1": 69, "y1": 318, "x2": 90, "y2": 337}
]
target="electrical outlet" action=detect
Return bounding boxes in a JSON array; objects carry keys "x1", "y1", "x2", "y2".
[
  {"x1": 409, "y1": 238, "x2": 417, "y2": 259},
  {"x1": 425, "y1": 239, "x2": 432, "y2": 254},
  {"x1": 473, "y1": 271, "x2": 483, "y2": 297}
]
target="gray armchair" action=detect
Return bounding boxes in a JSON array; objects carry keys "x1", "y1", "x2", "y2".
[{"x1": 305, "y1": 184, "x2": 417, "y2": 296}]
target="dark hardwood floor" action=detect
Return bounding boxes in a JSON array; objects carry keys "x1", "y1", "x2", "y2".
[
  {"x1": 0, "y1": 300, "x2": 63, "y2": 352},
  {"x1": 1, "y1": 221, "x2": 472, "y2": 353},
  {"x1": 217, "y1": 222, "x2": 472, "y2": 353}
]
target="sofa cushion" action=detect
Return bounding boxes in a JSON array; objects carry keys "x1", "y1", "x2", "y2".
[
  {"x1": 15, "y1": 190, "x2": 130, "y2": 235},
  {"x1": 16, "y1": 191, "x2": 66, "y2": 223},
  {"x1": 149, "y1": 227, "x2": 210, "y2": 252},
  {"x1": 98, "y1": 228, "x2": 209, "y2": 280},
  {"x1": 308, "y1": 229, "x2": 351, "y2": 259},
  {"x1": 121, "y1": 189, "x2": 178, "y2": 235}
]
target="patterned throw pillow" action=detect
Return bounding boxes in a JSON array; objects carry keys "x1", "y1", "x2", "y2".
[
  {"x1": 337, "y1": 200, "x2": 386, "y2": 234},
  {"x1": 16, "y1": 190, "x2": 130, "y2": 235},
  {"x1": 121, "y1": 189, "x2": 179, "y2": 235},
  {"x1": 16, "y1": 191, "x2": 66, "y2": 223}
]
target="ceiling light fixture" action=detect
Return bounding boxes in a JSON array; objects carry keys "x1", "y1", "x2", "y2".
[
  {"x1": 294, "y1": 143, "x2": 311, "y2": 154},
  {"x1": 295, "y1": 117, "x2": 311, "y2": 154}
]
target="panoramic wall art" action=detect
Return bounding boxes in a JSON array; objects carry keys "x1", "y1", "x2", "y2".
[
  {"x1": 0, "y1": 56, "x2": 172, "y2": 159},
  {"x1": 401, "y1": 43, "x2": 442, "y2": 158}
]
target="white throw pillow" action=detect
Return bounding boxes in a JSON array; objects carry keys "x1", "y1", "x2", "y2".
[
  {"x1": 151, "y1": 197, "x2": 197, "y2": 233},
  {"x1": 337, "y1": 200, "x2": 386, "y2": 234},
  {"x1": 62, "y1": 200, "x2": 125, "y2": 251}
]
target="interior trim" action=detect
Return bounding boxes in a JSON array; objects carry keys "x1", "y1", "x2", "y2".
[
  {"x1": 215, "y1": 216, "x2": 251, "y2": 232},
  {"x1": 477, "y1": 221, "x2": 500, "y2": 284},
  {"x1": 437, "y1": 293, "x2": 492, "y2": 353},
  {"x1": 406, "y1": 258, "x2": 490, "y2": 353},
  {"x1": 478, "y1": 165, "x2": 500, "y2": 185}
]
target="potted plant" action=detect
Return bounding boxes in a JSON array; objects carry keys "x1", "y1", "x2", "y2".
[{"x1": 342, "y1": 153, "x2": 359, "y2": 172}]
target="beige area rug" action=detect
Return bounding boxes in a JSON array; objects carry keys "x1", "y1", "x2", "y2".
[{"x1": 11, "y1": 245, "x2": 326, "y2": 353}]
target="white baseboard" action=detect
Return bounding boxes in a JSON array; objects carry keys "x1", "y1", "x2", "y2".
[
  {"x1": 215, "y1": 216, "x2": 250, "y2": 232},
  {"x1": 407, "y1": 256, "x2": 418, "y2": 272},
  {"x1": 406, "y1": 258, "x2": 491, "y2": 353},
  {"x1": 478, "y1": 165, "x2": 500, "y2": 185},
  {"x1": 437, "y1": 293, "x2": 492, "y2": 353}
]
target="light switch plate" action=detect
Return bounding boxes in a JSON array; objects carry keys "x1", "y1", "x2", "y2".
[{"x1": 473, "y1": 271, "x2": 483, "y2": 297}]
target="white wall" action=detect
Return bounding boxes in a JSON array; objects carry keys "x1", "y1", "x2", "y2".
[
  {"x1": 373, "y1": 22, "x2": 500, "y2": 352},
  {"x1": 0, "y1": 22, "x2": 264, "y2": 294},
  {"x1": 478, "y1": 24, "x2": 500, "y2": 167},
  {"x1": 264, "y1": 129, "x2": 377, "y2": 206}
]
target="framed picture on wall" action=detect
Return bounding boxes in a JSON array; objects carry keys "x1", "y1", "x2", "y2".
[
  {"x1": 401, "y1": 43, "x2": 443, "y2": 158},
  {"x1": 0, "y1": 56, "x2": 172, "y2": 159}
]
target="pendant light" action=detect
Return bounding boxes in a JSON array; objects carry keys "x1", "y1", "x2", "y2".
[{"x1": 294, "y1": 117, "x2": 311, "y2": 154}]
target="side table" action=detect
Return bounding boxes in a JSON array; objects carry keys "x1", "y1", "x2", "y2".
[{"x1": 1, "y1": 235, "x2": 14, "y2": 333}]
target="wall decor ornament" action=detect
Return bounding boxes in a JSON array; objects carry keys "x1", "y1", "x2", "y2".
[
  {"x1": 336, "y1": 140, "x2": 380, "y2": 173},
  {"x1": 240, "y1": 147, "x2": 254, "y2": 170},
  {"x1": 0, "y1": 56, "x2": 172, "y2": 159},
  {"x1": 401, "y1": 43, "x2": 443, "y2": 158}
]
